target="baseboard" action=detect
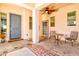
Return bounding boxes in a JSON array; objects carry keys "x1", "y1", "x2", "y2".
[{"x1": 8, "y1": 39, "x2": 23, "y2": 42}]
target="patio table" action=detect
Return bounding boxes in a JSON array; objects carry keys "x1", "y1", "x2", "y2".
[{"x1": 55, "y1": 33, "x2": 64, "y2": 45}]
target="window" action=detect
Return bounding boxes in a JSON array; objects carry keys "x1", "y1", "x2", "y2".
[
  {"x1": 29, "y1": 17, "x2": 32, "y2": 29},
  {"x1": 50, "y1": 16, "x2": 55, "y2": 27},
  {"x1": 67, "y1": 11, "x2": 76, "y2": 26},
  {"x1": 0, "y1": 13, "x2": 7, "y2": 34}
]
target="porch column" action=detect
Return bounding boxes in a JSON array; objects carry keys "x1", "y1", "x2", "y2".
[
  {"x1": 6, "y1": 13, "x2": 10, "y2": 42},
  {"x1": 32, "y1": 9, "x2": 39, "y2": 44}
]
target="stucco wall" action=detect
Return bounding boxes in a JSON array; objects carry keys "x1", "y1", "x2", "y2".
[
  {"x1": 50, "y1": 4, "x2": 79, "y2": 42},
  {"x1": 0, "y1": 3, "x2": 32, "y2": 41},
  {"x1": 41, "y1": 4, "x2": 79, "y2": 42}
]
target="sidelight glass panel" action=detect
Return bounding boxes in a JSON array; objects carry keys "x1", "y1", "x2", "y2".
[{"x1": 29, "y1": 17, "x2": 32, "y2": 29}]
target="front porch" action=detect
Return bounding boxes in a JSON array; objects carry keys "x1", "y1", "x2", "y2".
[
  {"x1": 0, "y1": 39, "x2": 79, "y2": 56},
  {"x1": 0, "y1": 3, "x2": 79, "y2": 56}
]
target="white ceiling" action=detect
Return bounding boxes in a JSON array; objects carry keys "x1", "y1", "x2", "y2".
[
  {"x1": 12, "y1": 3, "x2": 51, "y2": 10},
  {"x1": 24, "y1": 3, "x2": 35, "y2": 8},
  {"x1": 24, "y1": 3, "x2": 45, "y2": 8},
  {"x1": 23, "y1": 3, "x2": 51, "y2": 10},
  {"x1": 10, "y1": 3, "x2": 71, "y2": 11}
]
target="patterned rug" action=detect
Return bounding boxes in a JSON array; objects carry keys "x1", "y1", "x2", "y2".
[{"x1": 27, "y1": 44, "x2": 59, "y2": 56}]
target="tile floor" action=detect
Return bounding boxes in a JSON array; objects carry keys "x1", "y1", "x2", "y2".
[
  {"x1": 1, "y1": 39, "x2": 79, "y2": 56},
  {"x1": 38, "y1": 39, "x2": 79, "y2": 56}
]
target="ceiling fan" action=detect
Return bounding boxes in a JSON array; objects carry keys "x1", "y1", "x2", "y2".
[{"x1": 41, "y1": 6, "x2": 58, "y2": 14}]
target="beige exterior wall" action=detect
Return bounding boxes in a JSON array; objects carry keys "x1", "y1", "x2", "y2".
[
  {"x1": 41, "y1": 4, "x2": 79, "y2": 42},
  {"x1": 0, "y1": 3, "x2": 32, "y2": 41}
]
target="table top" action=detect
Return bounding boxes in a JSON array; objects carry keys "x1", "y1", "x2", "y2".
[
  {"x1": 56, "y1": 33, "x2": 64, "y2": 36},
  {"x1": 55, "y1": 33, "x2": 64, "y2": 39}
]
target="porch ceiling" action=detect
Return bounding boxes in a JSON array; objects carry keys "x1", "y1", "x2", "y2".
[
  {"x1": 0, "y1": 3, "x2": 73, "y2": 11},
  {"x1": 23, "y1": 3, "x2": 72, "y2": 11},
  {"x1": 40, "y1": 3, "x2": 72, "y2": 14},
  {"x1": 12, "y1": 3, "x2": 51, "y2": 10}
]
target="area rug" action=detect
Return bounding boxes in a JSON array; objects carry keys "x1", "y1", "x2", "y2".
[{"x1": 27, "y1": 44, "x2": 59, "y2": 56}]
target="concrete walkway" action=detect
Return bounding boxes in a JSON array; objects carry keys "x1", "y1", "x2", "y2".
[
  {"x1": 7, "y1": 47, "x2": 36, "y2": 56},
  {"x1": 0, "y1": 40, "x2": 35, "y2": 56}
]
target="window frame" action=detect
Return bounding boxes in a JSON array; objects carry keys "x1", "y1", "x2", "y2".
[
  {"x1": 50, "y1": 16, "x2": 55, "y2": 27},
  {"x1": 67, "y1": 11, "x2": 76, "y2": 26}
]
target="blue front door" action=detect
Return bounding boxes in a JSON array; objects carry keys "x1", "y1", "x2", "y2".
[{"x1": 10, "y1": 14, "x2": 21, "y2": 39}]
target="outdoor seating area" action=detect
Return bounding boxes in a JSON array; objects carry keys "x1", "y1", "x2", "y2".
[
  {"x1": 49, "y1": 31, "x2": 79, "y2": 46},
  {"x1": 39, "y1": 37, "x2": 79, "y2": 56}
]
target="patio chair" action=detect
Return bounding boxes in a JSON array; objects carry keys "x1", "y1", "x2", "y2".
[
  {"x1": 65, "y1": 31, "x2": 78, "y2": 46},
  {"x1": 49, "y1": 31, "x2": 56, "y2": 40}
]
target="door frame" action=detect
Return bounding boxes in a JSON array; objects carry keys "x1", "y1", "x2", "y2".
[
  {"x1": 42, "y1": 20, "x2": 49, "y2": 37},
  {"x1": 9, "y1": 13, "x2": 22, "y2": 39}
]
